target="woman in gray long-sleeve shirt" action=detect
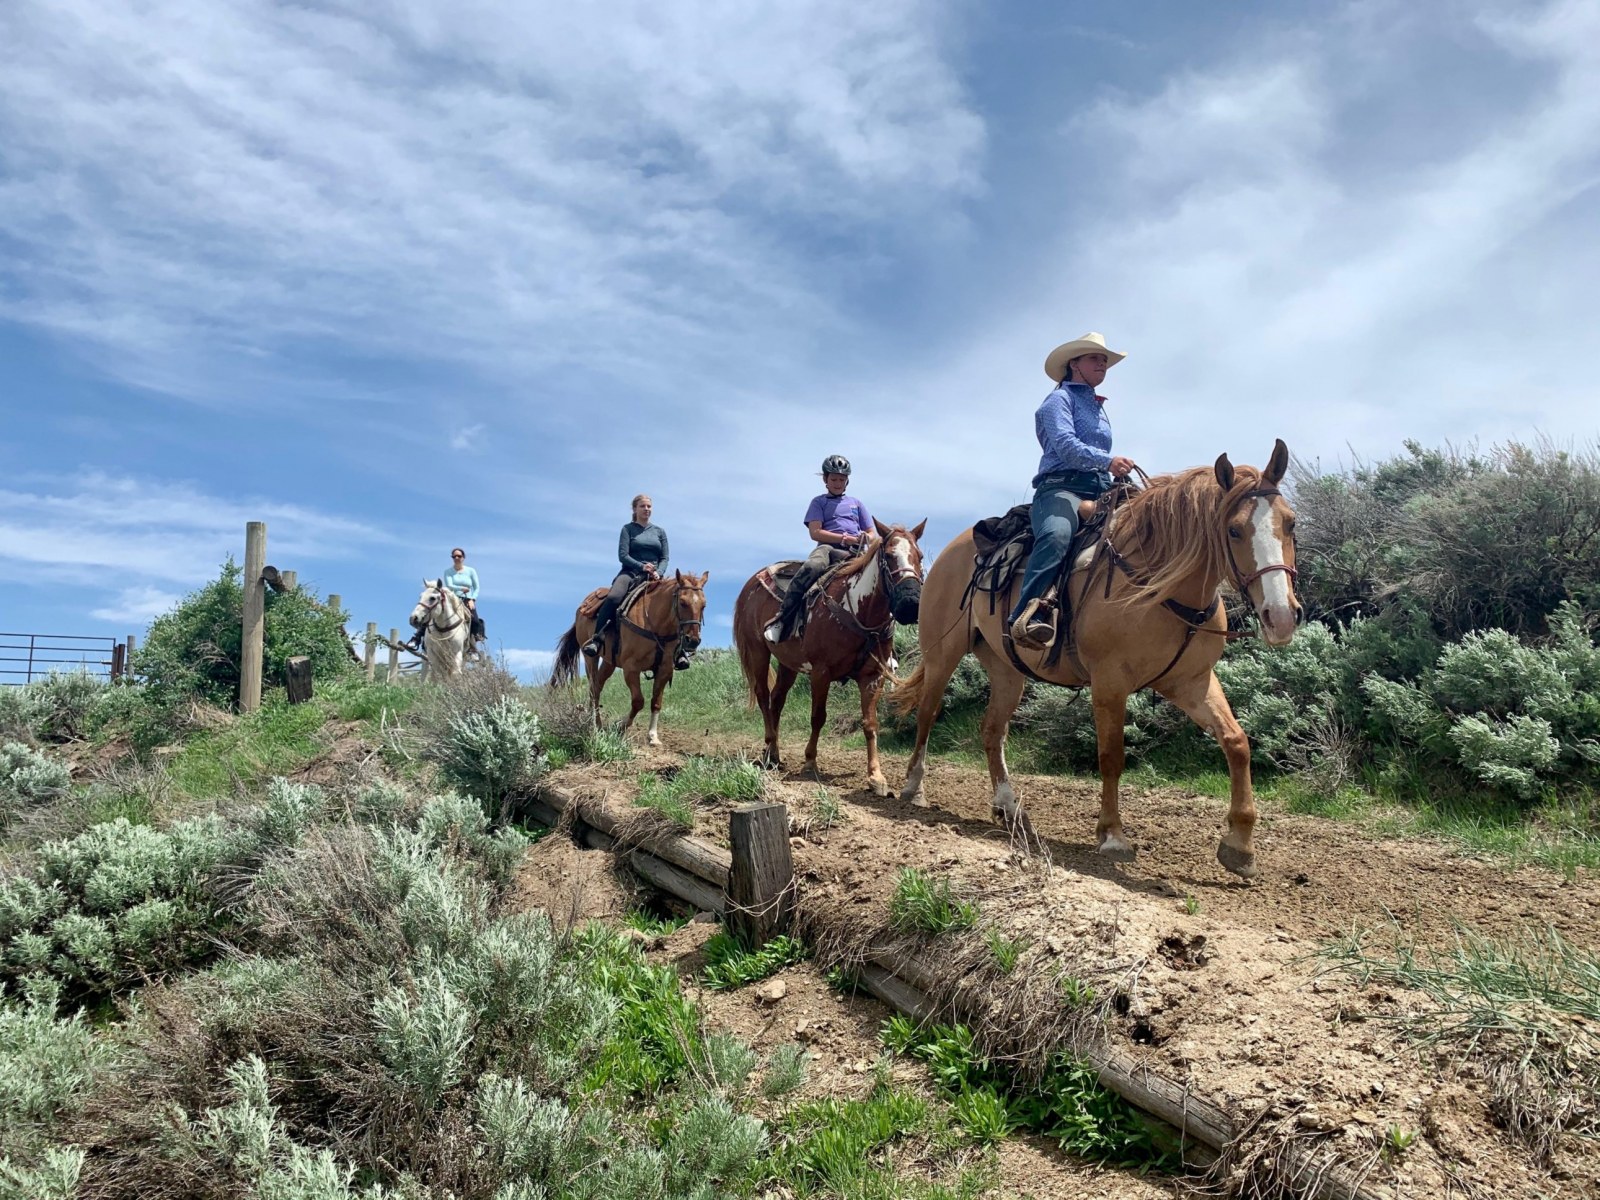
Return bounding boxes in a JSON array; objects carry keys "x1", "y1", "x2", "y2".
[{"x1": 583, "y1": 494, "x2": 671, "y2": 657}]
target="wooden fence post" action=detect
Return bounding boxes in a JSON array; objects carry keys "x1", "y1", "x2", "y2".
[
  {"x1": 388, "y1": 628, "x2": 401, "y2": 682},
  {"x1": 240, "y1": 522, "x2": 267, "y2": 713},
  {"x1": 284, "y1": 656, "x2": 313, "y2": 704},
  {"x1": 364, "y1": 621, "x2": 378, "y2": 681},
  {"x1": 327, "y1": 594, "x2": 342, "y2": 615},
  {"x1": 280, "y1": 569, "x2": 297, "y2": 592},
  {"x1": 727, "y1": 803, "x2": 794, "y2": 947}
]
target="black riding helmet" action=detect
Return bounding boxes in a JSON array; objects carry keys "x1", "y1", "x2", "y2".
[{"x1": 820, "y1": 454, "x2": 851, "y2": 476}]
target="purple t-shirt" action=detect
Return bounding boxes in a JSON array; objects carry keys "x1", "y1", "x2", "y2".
[{"x1": 804, "y1": 493, "x2": 873, "y2": 536}]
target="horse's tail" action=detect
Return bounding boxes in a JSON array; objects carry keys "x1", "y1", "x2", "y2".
[
  {"x1": 891, "y1": 660, "x2": 927, "y2": 717},
  {"x1": 551, "y1": 625, "x2": 582, "y2": 687},
  {"x1": 736, "y1": 628, "x2": 771, "y2": 709}
]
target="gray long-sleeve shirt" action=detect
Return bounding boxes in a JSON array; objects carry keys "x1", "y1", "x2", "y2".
[{"x1": 618, "y1": 522, "x2": 669, "y2": 574}]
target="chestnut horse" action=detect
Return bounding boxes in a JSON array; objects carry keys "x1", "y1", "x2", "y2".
[
  {"x1": 894, "y1": 442, "x2": 1302, "y2": 878},
  {"x1": 552, "y1": 570, "x2": 708, "y2": 746},
  {"x1": 734, "y1": 520, "x2": 926, "y2": 796}
]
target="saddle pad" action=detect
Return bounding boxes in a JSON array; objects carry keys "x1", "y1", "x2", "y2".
[{"x1": 762, "y1": 560, "x2": 805, "y2": 600}]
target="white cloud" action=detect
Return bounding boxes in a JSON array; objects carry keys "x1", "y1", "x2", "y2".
[
  {"x1": 0, "y1": 0, "x2": 982, "y2": 403},
  {"x1": 500, "y1": 647, "x2": 556, "y2": 680},
  {"x1": 0, "y1": 472, "x2": 394, "y2": 585},
  {"x1": 90, "y1": 586, "x2": 184, "y2": 624},
  {"x1": 449, "y1": 423, "x2": 484, "y2": 451}
]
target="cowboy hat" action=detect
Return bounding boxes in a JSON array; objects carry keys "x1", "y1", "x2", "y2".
[{"x1": 1044, "y1": 332, "x2": 1125, "y2": 381}]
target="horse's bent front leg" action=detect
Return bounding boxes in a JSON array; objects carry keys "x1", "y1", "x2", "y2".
[
  {"x1": 1092, "y1": 688, "x2": 1136, "y2": 861},
  {"x1": 859, "y1": 671, "x2": 888, "y2": 797},
  {"x1": 804, "y1": 675, "x2": 829, "y2": 779},
  {"x1": 646, "y1": 671, "x2": 669, "y2": 747},
  {"x1": 973, "y1": 643, "x2": 1029, "y2": 821},
  {"x1": 1159, "y1": 671, "x2": 1258, "y2": 879},
  {"x1": 588, "y1": 659, "x2": 616, "y2": 730}
]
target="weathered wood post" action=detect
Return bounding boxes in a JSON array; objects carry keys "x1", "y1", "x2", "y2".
[
  {"x1": 387, "y1": 628, "x2": 401, "y2": 682},
  {"x1": 241, "y1": 522, "x2": 267, "y2": 713},
  {"x1": 327, "y1": 594, "x2": 342, "y2": 615},
  {"x1": 280, "y1": 569, "x2": 297, "y2": 592},
  {"x1": 364, "y1": 621, "x2": 378, "y2": 681},
  {"x1": 111, "y1": 642, "x2": 125, "y2": 680},
  {"x1": 284, "y1": 656, "x2": 313, "y2": 704},
  {"x1": 727, "y1": 802, "x2": 794, "y2": 948}
]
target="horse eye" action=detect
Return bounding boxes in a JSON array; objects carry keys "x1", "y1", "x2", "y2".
[{"x1": 1229, "y1": 528, "x2": 1243, "y2": 540}]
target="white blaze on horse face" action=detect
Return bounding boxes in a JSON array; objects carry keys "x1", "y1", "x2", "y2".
[
  {"x1": 1249, "y1": 498, "x2": 1295, "y2": 644},
  {"x1": 888, "y1": 537, "x2": 915, "y2": 582}
]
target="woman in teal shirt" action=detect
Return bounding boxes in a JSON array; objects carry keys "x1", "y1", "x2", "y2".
[{"x1": 443, "y1": 547, "x2": 484, "y2": 645}]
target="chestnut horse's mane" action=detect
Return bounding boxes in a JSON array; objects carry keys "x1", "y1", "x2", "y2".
[{"x1": 1108, "y1": 464, "x2": 1271, "y2": 605}]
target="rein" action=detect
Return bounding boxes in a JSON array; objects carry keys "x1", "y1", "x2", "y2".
[
  {"x1": 816, "y1": 537, "x2": 918, "y2": 678},
  {"x1": 419, "y1": 588, "x2": 465, "y2": 635},
  {"x1": 619, "y1": 580, "x2": 703, "y2": 674}
]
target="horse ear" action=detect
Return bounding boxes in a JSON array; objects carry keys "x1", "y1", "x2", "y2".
[
  {"x1": 698, "y1": 571, "x2": 710, "y2": 585},
  {"x1": 910, "y1": 518, "x2": 927, "y2": 541},
  {"x1": 1214, "y1": 454, "x2": 1236, "y2": 492},
  {"x1": 873, "y1": 517, "x2": 891, "y2": 539},
  {"x1": 675, "y1": 568, "x2": 683, "y2": 583},
  {"x1": 1265, "y1": 438, "x2": 1289, "y2": 485}
]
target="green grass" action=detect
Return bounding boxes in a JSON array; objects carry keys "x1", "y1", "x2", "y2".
[
  {"x1": 879, "y1": 1018, "x2": 1180, "y2": 1171},
  {"x1": 983, "y1": 928, "x2": 1025, "y2": 974},
  {"x1": 635, "y1": 754, "x2": 765, "y2": 828},
  {"x1": 167, "y1": 697, "x2": 329, "y2": 798},
  {"x1": 701, "y1": 931, "x2": 807, "y2": 990},
  {"x1": 889, "y1": 869, "x2": 979, "y2": 935},
  {"x1": 624, "y1": 908, "x2": 690, "y2": 936}
]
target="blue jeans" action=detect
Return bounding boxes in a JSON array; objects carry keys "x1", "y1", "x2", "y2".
[{"x1": 1009, "y1": 483, "x2": 1085, "y2": 623}]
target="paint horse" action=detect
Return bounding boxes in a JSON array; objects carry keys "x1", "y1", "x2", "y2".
[
  {"x1": 552, "y1": 570, "x2": 708, "y2": 746},
  {"x1": 409, "y1": 579, "x2": 473, "y2": 680},
  {"x1": 734, "y1": 520, "x2": 926, "y2": 797},
  {"x1": 895, "y1": 441, "x2": 1302, "y2": 878}
]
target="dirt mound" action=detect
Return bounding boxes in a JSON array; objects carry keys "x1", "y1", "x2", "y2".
[{"x1": 527, "y1": 736, "x2": 1600, "y2": 1198}]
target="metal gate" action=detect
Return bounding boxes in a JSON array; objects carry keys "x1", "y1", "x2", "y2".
[{"x1": 0, "y1": 633, "x2": 126, "y2": 685}]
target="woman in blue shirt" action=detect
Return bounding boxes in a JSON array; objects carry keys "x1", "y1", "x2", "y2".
[
  {"x1": 1009, "y1": 333, "x2": 1137, "y2": 651},
  {"x1": 405, "y1": 547, "x2": 482, "y2": 651}
]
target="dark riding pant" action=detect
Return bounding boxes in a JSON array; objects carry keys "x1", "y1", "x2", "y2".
[
  {"x1": 778, "y1": 546, "x2": 849, "y2": 632},
  {"x1": 594, "y1": 570, "x2": 642, "y2": 635}
]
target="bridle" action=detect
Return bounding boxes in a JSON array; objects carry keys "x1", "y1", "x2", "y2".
[
  {"x1": 618, "y1": 577, "x2": 705, "y2": 674},
  {"x1": 415, "y1": 585, "x2": 465, "y2": 634},
  {"x1": 1225, "y1": 487, "x2": 1300, "y2": 605},
  {"x1": 818, "y1": 533, "x2": 924, "y2": 678}
]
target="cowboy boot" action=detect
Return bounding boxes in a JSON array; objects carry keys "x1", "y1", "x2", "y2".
[
  {"x1": 763, "y1": 589, "x2": 804, "y2": 645},
  {"x1": 1008, "y1": 597, "x2": 1056, "y2": 652},
  {"x1": 584, "y1": 600, "x2": 617, "y2": 657}
]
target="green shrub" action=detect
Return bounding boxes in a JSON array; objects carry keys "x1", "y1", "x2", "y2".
[
  {"x1": 0, "y1": 975, "x2": 108, "y2": 1156},
  {"x1": 132, "y1": 560, "x2": 357, "y2": 713},
  {"x1": 0, "y1": 690, "x2": 47, "y2": 745},
  {"x1": 0, "y1": 744, "x2": 71, "y2": 827}
]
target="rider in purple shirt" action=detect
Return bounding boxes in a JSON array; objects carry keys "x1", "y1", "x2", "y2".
[{"x1": 766, "y1": 454, "x2": 874, "y2": 643}]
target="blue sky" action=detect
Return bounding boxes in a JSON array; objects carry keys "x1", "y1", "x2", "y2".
[{"x1": 3, "y1": 0, "x2": 1598, "y2": 679}]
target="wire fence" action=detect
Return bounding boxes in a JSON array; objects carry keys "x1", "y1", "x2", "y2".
[{"x1": 0, "y1": 633, "x2": 127, "y2": 686}]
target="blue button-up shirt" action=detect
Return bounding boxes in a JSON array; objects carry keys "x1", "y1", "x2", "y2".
[{"x1": 1034, "y1": 381, "x2": 1113, "y2": 481}]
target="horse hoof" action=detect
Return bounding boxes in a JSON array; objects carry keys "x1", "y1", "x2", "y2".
[
  {"x1": 904, "y1": 790, "x2": 929, "y2": 808},
  {"x1": 804, "y1": 761, "x2": 821, "y2": 781},
  {"x1": 869, "y1": 776, "x2": 888, "y2": 798},
  {"x1": 1097, "y1": 836, "x2": 1138, "y2": 863},
  {"x1": 648, "y1": 734, "x2": 661, "y2": 748},
  {"x1": 1216, "y1": 841, "x2": 1259, "y2": 879}
]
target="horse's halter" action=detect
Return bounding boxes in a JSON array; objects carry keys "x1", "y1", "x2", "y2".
[
  {"x1": 667, "y1": 580, "x2": 705, "y2": 646},
  {"x1": 1226, "y1": 488, "x2": 1301, "y2": 619}
]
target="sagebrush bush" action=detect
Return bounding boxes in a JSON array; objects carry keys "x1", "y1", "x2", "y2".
[
  {"x1": 0, "y1": 815, "x2": 244, "y2": 995},
  {"x1": 0, "y1": 689, "x2": 47, "y2": 745},
  {"x1": 25, "y1": 673, "x2": 108, "y2": 744},
  {"x1": 0, "y1": 975, "x2": 108, "y2": 1166},
  {"x1": 0, "y1": 743, "x2": 72, "y2": 827},
  {"x1": 432, "y1": 697, "x2": 547, "y2": 822}
]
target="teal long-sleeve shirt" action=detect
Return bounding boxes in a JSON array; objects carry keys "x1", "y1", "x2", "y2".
[{"x1": 443, "y1": 566, "x2": 479, "y2": 599}]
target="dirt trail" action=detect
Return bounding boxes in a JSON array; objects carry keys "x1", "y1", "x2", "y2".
[{"x1": 515, "y1": 728, "x2": 1600, "y2": 1198}]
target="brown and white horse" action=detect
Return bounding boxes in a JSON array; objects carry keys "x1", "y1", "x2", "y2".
[
  {"x1": 894, "y1": 442, "x2": 1302, "y2": 878},
  {"x1": 551, "y1": 570, "x2": 708, "y2": 746},
  {"x1": 409, "y1": 579, "x2": 472, "y2": 680},
  {"x1": 734, "y1": 519, "x2": 926, "y2": 796}
]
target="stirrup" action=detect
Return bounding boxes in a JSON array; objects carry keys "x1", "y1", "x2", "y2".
[
  {"x1": 1009, "y1": 600, "x2": 1055, "y2": 652},
  {"x1": 582, "y1": 635, "x2": 603, "y2": 658}
]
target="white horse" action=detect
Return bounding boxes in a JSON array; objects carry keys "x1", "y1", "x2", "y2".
[{"x1": 409, "y1": 579, "x2": 471, "y2": 680}]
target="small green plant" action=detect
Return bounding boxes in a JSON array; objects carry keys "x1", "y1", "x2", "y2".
[
  {"x1": 1060, "y1": 975, "x2": 1097, "y2": 1008},
  {"x1": 701, "y1": 931, "x2": 807, "y2": 991},
  {"x1": 952, "y1": 1086, "x2": 1014, "y2": 1144},
  {"x1": 624, "y1": 908, "x2": 689, "y2": 936},
  {"x1": 1383, "y1": 1124, "x2": 1417, "y2": 1160},
  {"x1": 0, "y1": 742, "x2": 71, "y2": 826},
  {"x1": 824, "y1": 964, "x2": 862, "y2": 994},
  {"x1": 808, "y1": 786, "x2": 842, "y2": 833},
  {"x1": 1182, "y1": 894, "x2": 1201, "y2": 916},
  {"x1": 761, "y1": 1042, "x2": 810, "y2": 1099},
  {"x1": 434, "y1": 695, "x2": 548, "y2": 821},
  {"x1": 634, "y1": 773, "x2": 695, "y2": 828},
  {"x1": 880, "y1": 1013, "x2": 922, "y2": 1056},
  {"x1": 582, "y1": 728, "x2": 633, "y2": 763},
  {"x1": 984, "y1": 927, "x2": 1025, "y2": 973},
  {"x1": 889, "y1": 868, "x2": 978, "y2": 934}
]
